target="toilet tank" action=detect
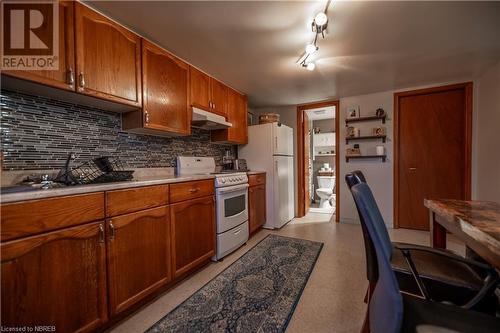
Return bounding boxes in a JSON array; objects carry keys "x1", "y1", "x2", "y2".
[{"x1": 317, "y1": 176, "x2": 335, "y2": 188}]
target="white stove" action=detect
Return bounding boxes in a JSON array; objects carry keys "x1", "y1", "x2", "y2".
[
  {"x1": 177, "y1": 157, "x2": 249, "y2": 260},
  {"x1": 214, "y1": 172, "x2": 248, "y2": 188}
]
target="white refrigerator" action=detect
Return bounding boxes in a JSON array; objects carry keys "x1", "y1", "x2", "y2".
[{"x1": 238, "y1": 122, "x2": 294, "y2": 229}]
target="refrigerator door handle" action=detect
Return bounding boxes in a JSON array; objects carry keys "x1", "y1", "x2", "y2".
[{"x1": 274, "y1": 136, "x2": 278, "y2": 151}]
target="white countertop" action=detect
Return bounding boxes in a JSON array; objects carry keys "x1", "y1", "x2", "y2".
[{"x1": 1, "y1": 174, "x2": 215, "y2": 204}]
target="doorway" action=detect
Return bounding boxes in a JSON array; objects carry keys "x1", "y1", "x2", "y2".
[
  {"x1": 394, "y1": 82, "x2": 472, "y2": 230},
  {"x1": 297, "y1": 100, "x2": 340, "y2": 221}
]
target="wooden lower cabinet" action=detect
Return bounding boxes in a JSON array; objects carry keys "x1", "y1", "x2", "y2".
[
  {"x1": 106, "y1": 206, "x2": 171, "y2": 315},
  {"x1": 1, "y1": 221, "x2": 108, "y2": 333},
  {"x1": 170, "y1": 196, "x2": 216, "y2": 278},
  {"x1": 249, "y1": 183, "x2": 266, "y2": 234}
]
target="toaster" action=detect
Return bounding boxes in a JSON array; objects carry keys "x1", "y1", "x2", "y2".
[{"x1": 233, "y1": 159, "x2": 248, "y2": 171}]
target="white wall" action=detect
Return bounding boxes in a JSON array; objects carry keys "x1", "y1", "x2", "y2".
[
  {"x1": 339, "y1": 92, "x2": 394, "y2": 227},
  {"x1": 473, "y1": 61, "x2": 500, "y2": 202},
  {"x1": 251, "y1": 67, "x2": 500, "y2": 225}
]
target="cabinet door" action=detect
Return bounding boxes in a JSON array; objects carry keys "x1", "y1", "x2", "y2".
[
  {"x1": 75, "y1": 3, "x2": 141, "y2": 107},
  {"x1": 249, "y1": 185, "x2": 266, "y2": 234},
  {"x1": 226, "y1": 90, "x2": 248, "y2": 144},
  {"x1": 3, "y1": 1, "x2": 75, "y2": 91},
  {"x1": 106, "y1": 206, "x2": 171, "y2": 315},
  {"x1": 210, "y1": 78, "x2": 228, "y2": 117},
  {"x1": 190, "y1": 66, "x2": 211, "y2": 111},
  {"x1": 171, "y1": 196, "x2": 215, "y2": 278},
  {"x1": 142, "y1": 40, "x2": 190, "y2": 135},
  {"x1": 211, "y1": 89, "x2": 248, "y2": 144},
  {"x1": 1, "y1": 222, "x2": 107, "y2": 333}
]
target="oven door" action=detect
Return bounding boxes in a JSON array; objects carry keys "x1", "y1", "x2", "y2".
[{"x1": 216, "y1": 183, "x2": 249, "y2": 233}]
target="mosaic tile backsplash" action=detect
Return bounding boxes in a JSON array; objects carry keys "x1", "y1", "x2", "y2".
[{"x1": 0, "y1": 90, "x2": 235, "y2": 171}]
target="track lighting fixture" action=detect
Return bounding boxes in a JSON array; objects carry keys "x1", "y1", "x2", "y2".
[{"x1": 297, "y1": 0, "x2": 331, "y2": 71}]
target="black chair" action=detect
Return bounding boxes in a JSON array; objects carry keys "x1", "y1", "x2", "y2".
[
  {"x1": 345, "y1": 171, "x2": 498, "y2": 314},
  {"x1": 350, "y1": 182, "x2": 500, "y2": 333}
]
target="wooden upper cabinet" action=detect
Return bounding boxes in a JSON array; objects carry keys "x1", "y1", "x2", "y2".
[
  {"x1": 211, "y1": 88, "x2": 248, "y2": 144},
  {"x1": 189, "y1": 66, "x2": 228, "y2": 117},
  {"x1": 122, "y1": 40, "x2": 190, "y2": 135},
  {"x1": 1, "y1": 222, "x2": 108, "y2": 333},
  {"x1": 3, "y1": 1, "x2": 75, "y2": 91},
  {"x1": 210, "y1": 78, "x2": 228, "y2": 117},
  {"x1": 190, "y1": 67, "x2": 211, "y2": 110},
  {"x1": 75, "y1": 3, "x2": 141, "y2": 107},
  {"x1": 106, "y1": 206, "x2": 171, "y2": 315}
]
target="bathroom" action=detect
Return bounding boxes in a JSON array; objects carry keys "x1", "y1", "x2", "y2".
[{"x1": 306, "y1": 107, "x2": 336, "y2": 214}]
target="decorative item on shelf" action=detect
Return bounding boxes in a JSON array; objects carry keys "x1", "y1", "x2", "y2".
[
  {"x1": 347, "y1": 106, "x2": 360, "y2": 119},
  {"x1": 376, "y1": 108, "x2": 386, "y2": 118},
  {"x1": 314, "y1": 127, "x2": 321, "y2": 134},
  {"x1": 372, "y1": 127, "x2": 386, "y2": 136},
  {"x1": 346, "y1": 144, "x2": 361, "y2": 156},
  {"x1": 346, "y1": 126, "x2": 360, "y2": 138},
  {"x1": 247, "y1": 112, "x2": 254, "y2": 126},
  {"x1": 259, "y1": 113, "x2": 280, "y2": 124},
  {"x1": 376, "y1": 145, "x2": 385, "y2": 156}
]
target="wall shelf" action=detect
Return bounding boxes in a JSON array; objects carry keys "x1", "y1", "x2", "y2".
[
  {"x1": 315, "y1": 153, "x2": 336, "y2": 157},
  {"x1": 345, "y1": 115, "x2": 386, "y2": 127},
  {"x1": 345, "y1": 135, "x2": 386, "y2": 144},
  {"x1": 346, "y1": 155, "x2": 387, "y2": 163}
]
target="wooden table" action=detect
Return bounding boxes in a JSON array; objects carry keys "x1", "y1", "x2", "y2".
[{"x1": 425, "y1": 199, "x2": 500, "y2": 269}]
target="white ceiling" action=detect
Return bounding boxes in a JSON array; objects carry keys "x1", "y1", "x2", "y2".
[
  {"x1": 306, "y1": 106, "x2": 335, "y2": 120},
  {"x1": 85, "y1": 1, "x2": 500, "y2": 107}
]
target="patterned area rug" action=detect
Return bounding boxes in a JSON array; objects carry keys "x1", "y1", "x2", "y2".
[{"x1": 147, "y1": 234, "x2": 323, "y2": 333}]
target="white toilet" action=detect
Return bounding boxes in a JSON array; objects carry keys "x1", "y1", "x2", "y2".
[{"x1": 316, "y1": 176, "x2": 335, "y2": 209}]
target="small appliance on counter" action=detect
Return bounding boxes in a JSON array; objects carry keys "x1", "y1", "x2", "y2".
[{"x1": 233, "y1": 159, "x2": 248, "y2": 172}]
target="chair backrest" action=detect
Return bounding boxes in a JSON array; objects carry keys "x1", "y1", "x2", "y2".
[
  {"x1": 345, "y1": 171, "x2": 381, "y2": 282},
  {"x1": 351, "y1": 183, "x2": 403, "y2": 333}
]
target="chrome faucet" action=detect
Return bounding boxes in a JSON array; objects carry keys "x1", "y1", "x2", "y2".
[{"x1": 56, "y1": 152, "x2": 77, "y2": 185}]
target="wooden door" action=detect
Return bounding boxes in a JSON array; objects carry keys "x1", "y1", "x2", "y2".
[
  {"x1": 106, "y1": 206, "x2": 171, "y2": 315},
  {"x1": 3, "y1": 1, "x2": 75, "y2": 91},
  {"x1": 304, "y1": 112, "x2": 311, "y2": 213},
  {"x1": 141, "y1": 40, "x2": 190, "y2": 135},
  {"x1": 75, "y1": 3, "x2": 141, "y2": 107},
  {"x1": 210, "y1": 78, "x2": 228, "y2": 117},
  {"x1": 1, "y1": 222, "x2": 108, "y2": 333},
  {"x1": 170, "y1": 196, "x2": 215, "y2": 278},
  {"x1": 190, "y1": 66, "x2": 211, "y2": 111},
  {"x1": 249, "y1": 184, "x2": 266, "y2": 234},
  {"x1": 396, "y1": 83, "x2": 472, "y2": 230}
]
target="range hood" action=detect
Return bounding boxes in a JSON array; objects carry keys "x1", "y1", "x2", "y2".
[{"x1": 191, "y1": 107, "x2": 232, "y2": 130}]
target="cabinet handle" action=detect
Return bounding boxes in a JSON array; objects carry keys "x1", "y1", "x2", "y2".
[
  {"x1": 209, "y1": 101, "x2": 213, "y2": 108},
  {"x1": 99, "y1": 224, "x2": 105, "y2": 243},
  {"x1": 109, "y1": 221, "x2": 116, "y2": 241},
  {"x1": 145, "y1": 111, "x2": 150, "y2": 124},
  {"x1": 68, "y1": 67, "x2": 75, "y2": 87},
  {"x1": 189, "y1": 187, "x2": 200, "y2": 193},
  {"x1": 213, "y1": 103, "x2": 216, "y2": 109},
  {"x1": 78, "y1": 72, "x2": 85, "y2": 88}
]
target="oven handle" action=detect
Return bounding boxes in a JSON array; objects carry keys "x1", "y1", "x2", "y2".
[{"x1": 216, "y1": 183, "x2": 249, "y2": 194}]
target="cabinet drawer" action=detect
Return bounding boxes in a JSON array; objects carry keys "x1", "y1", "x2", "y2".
[
  {"x1": 169, "y1": 180, "x2": 214, "y2": 203},
  {"x1": 1, "y1": 193, "x2": 105, "y2": 241},
  {"x1": 106, "y1": 185, "x2": 169, "y2": 217},
  {"x1": 248, "y1": 173, "x2": 266, "y2": 186}
]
